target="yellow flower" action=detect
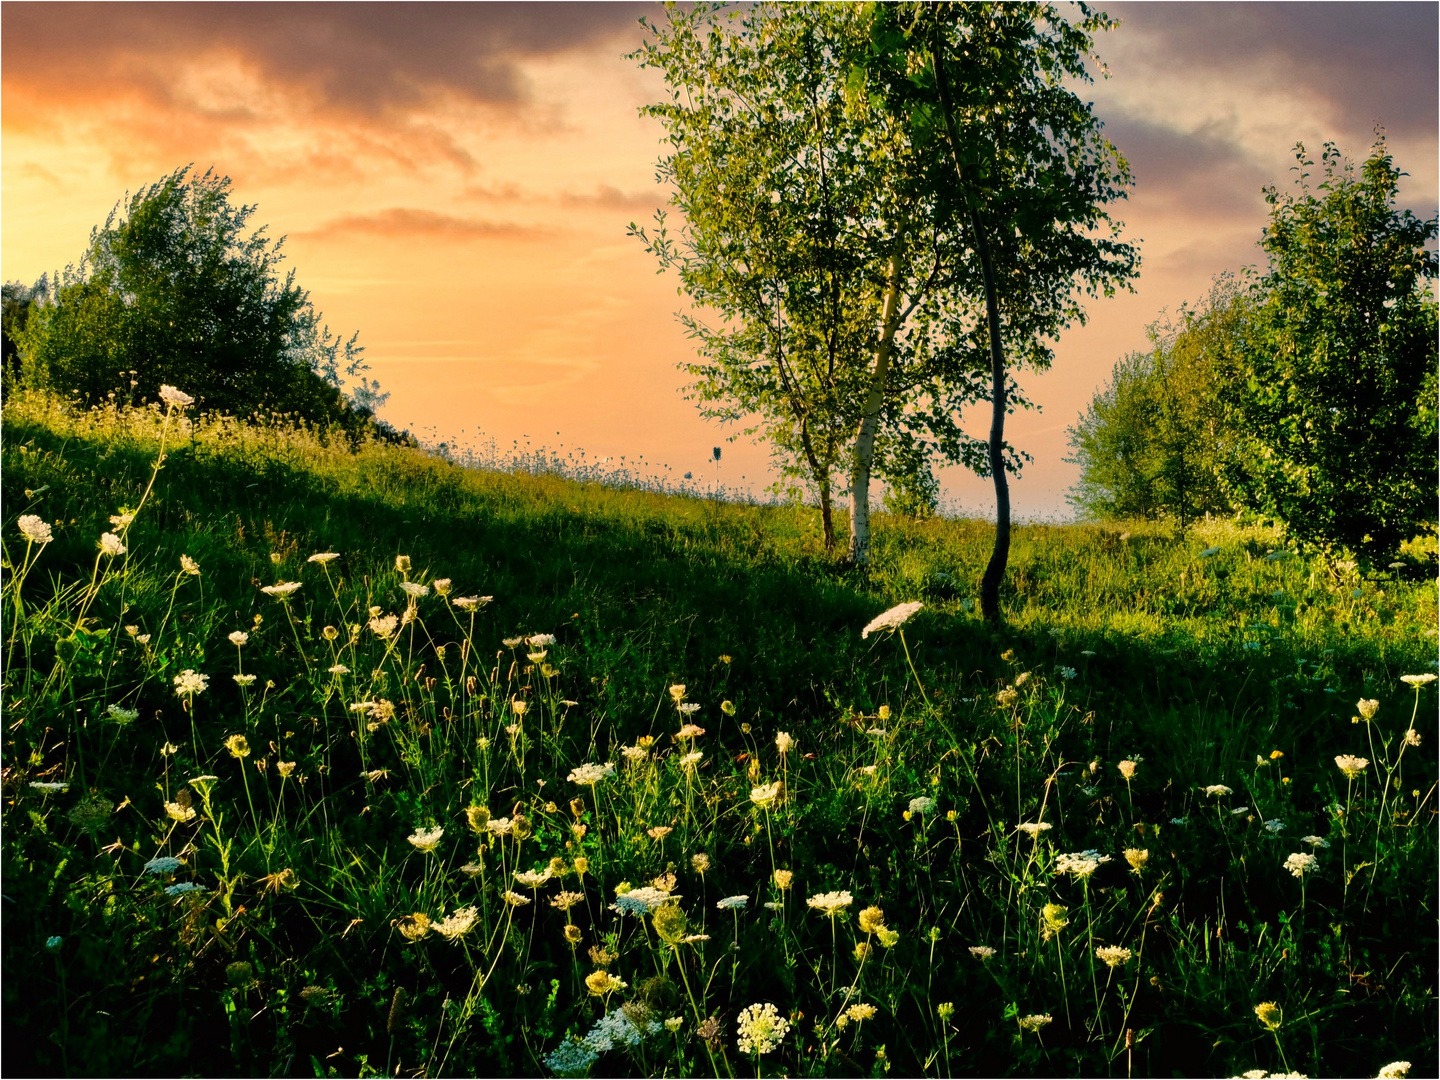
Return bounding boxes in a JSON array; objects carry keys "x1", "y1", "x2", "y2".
[
  {"x1": 846, "y1": 1003, "x2": 877, "y2": 1023},
  {"x1": 585, "y1": 970, "x2": 627, "y2": 996},
  {"x1": 858, "y1": 906, "x2": 886, "y2": 934},
  {"x1": 1254, "y1": 1001, "x2": 1283, "y2": 1031},
  {"x1": 224, "y1": 734, "x2": 251, "y2": 759},
  {"x1": 876, "y1": 926, "x2": 899, "y2": 948},
  {"x1": 1124, "y1": 848, "x2": 1149, "y2": 873},
  {"x1": 773, "y1": 869, "x2": 793, "y2": 890},
  {"x1": 394, "y1": 913, "x2": 431, "y2": 941}
]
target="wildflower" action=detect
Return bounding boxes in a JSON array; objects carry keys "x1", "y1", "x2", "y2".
[
  {"x1": 1118, "y1": 759, "x2": 1138, "y2": 780},
  {"x1": 228, "y1": 631, "x2": 249, "y2": 647},
  {"x1": 1096, "y1": 945, "x2": 1133, "y2": 967},
  {"x1": 501, "y1": 890, "x2": 531, "y2": 907},
  {"x1": 1016, "y1": 821, "x2": 1053, "y2": 838},
  {"x1": 736, "y1": 1002, "x2": 790, "y2": 1055},
  {"x1": 369, "y1": 614, "x2": 399, "y2": 638},
  {"x1": 550, "y1": 891, "x2": 585, "y2": 912},
  {"x1": 260, "y1": 581, "x2": 302, "y2": 597},
  {"x1": 1300, "y1": 835, "x2": 1330, "y2": 848},
  {"x1": 164, "y1": 882, "x2": 204, "y2": 896},
  {"x1": 647, "y1": 826, "x2": 673, "y2": 841},
  {"x1": 567, "y1": 762, "x2": 616, "y2": 785},
  {"x1": 29, "y1": 781, "x2": 70, "y2": 793},
  {"x1": 408, "y1": 826, "x2": 444, "y2": 853},
  {"x1": 276, "y1": 761, "x2": 296, "y2": 778},
  {"x1": 487, "y1": 817, "x2": 514, "y2": 835},
  {"x1": 876, "y1": 926, "x2": 900, "y2": 947},
  {"x1": 221, "y1": 734, "x2": 249, "y2": 759},
  {"x1": 399, "y1": 581, "x2": 429, "y2": 598},
  {"x1": 164, "y1": 800, "x2": 196, "y2": 822},
  {"x1": 678, "y1": 751, "x2": 703, "y2": 769},
  {"x1": 676, "y1": 702, "x2": 701, "y2": 715},
  {"x1": 144, "y1": 856, "x2": 184, "y2": 874},
  {"x1": 527, "y1": 633, "x2": 555, "y2": 647},
  {"x1": 515, "y1": 869, "x2": 552, "y2": 888},
  {"x1": 775, "y1": 731, "x2": 794, "y2": 754},
  {"x1": 1014, "y1": 671, "x2": 1032, "y2": 687},
  {"x1": 394, "y1": 555, "x2": 411, "y2": 573},
  {"x1": 585, "y1": 970, "x2": 627, "y2": 996},
  {"x1": 1057, "y1": 666, "x2": 1077, "y2": 680},
  {"x1": 664, "y1": 1016, "x2": 683, "y2": 1033},
  {"x1": 327, "y1": 664, "x2": 349, "y2": 674},
  {"x1": 1040, "y1": 903, "x2": 1069, "y2": 940},
  {"x1": 862, "y1": 601, "x2": 924, "y2": 639},
  {"x1": 858, "y1": 906, "x2": 886, "y2": 933},
  {"x1": 622, "y1": 745, "x2": 648, "y2": 763},
  {"x1": 691, "y1": 853, "x2": 710, "y2": 873},
  {"x1": 1232, "y1": 807, "x2": 1250, "y2": 816},
  {"x1": 233, "y1": 674, "x2": 257, "y2": 687},
  {"x1": 1124, "y1": 848, "x2": 1149, "y2": 872},
  {"x1": 1018, "y1": 1014, "x2": 1053, "y2": 1032},
  {"x1": 584, "y1": 1006, "x2": 656, "y2": 1050},
  {"x1": 668, "y1": 683, "x2": 687, "y2": 702},
  {"x1": 937, "y1": 1002, "x2": 955, "y2": 1020},
  {"x1": 1254, "y1": 1001, "x2": 1283, "y2": 1030},
  {"x1": 908, "y1": 796, "x2": 936, "y2": 815},
  {"x1": 806, "y1": 890, "x2": 853, "y2": 915},
  {"x1": 45, "y1": 936, "x2": 63, "y2": 952},
  {"x1": 773, "y1": 869, "x2": 793, "y2": 889},
  {"x1": 750, "y1": 781, "x2": 781, "y2": 808},
  {"x1": 502, "y1": 636, "x2": 523, "y2": 647},
  {"x1": 996, "y1": 687, "x2": 1019, "y2": 708},
  {"x1": 158, "y1": 385, "x2": 194, "y2": 407},
  {"x1": 846, "y1": 1003, "x2": 877, "y2": 1023},
  {"x1": 614, "y1": 887, "x2": 676, "y2": 914},
  {"x1": 1400, "y1": 673, "x2": 1436, "y2": 686},
  {"x1": 18, "y1": 515, "x2": 53, "y2": 543},
  {"x1": 1334, "y1": 755, "x2": 1369, "y2": 780},
  {"x1": 394, "y1": 913, "x2": 431, "y2": 941},
  {"x1": 1357, "y1": 698, "x2": 1380, "y2": 720},
  {"x1": 465, "y1": 805, "x2": 491, "y2": 833},
  {"x1": 1283, "y1": 852, "x2": 1317, "y2": 878},
  {"x1": 99, "y1": 532, "x2": 126, "y2": 556},
  {"x1": 716, "y1": 895, "x2": 750, "y2": 911},
  {"x1": 1377, "y1": 1063, "x2": 1412, "y2": 1079},
  {"x1": 676, "y1": 724, "x2": 705, "y2": 738},
  {"x1": 1264, "y1": 819, "x2": 1284, "y2": 834},
  {"x1": 307, "y1": 552, "x2": 339, "y2": 564},
  {"x1": 543, "y1": 1037, "x2": 600, "y2": 1076},
  {"x1": 452, "y1": 595, "x2": 490, "y2": 611},
  {"x1": 969, "y1": 945, "x2": 995, "y2": 960},
  {"x1": 763, "y1": 900, "x2": 783, "y2": 910},
  {"x1": 1055, "y1": 850, "x2": 1111, "y2": 879},
  {"x1": 1202, "y1": 784, "x2": 1233, "y2": 797},
  {"x1": 510, "y1": 699, "x2": 527, "y2": 717},
  {"x1": 433, "y1": 906, "x2": 479, "y2": 940}
]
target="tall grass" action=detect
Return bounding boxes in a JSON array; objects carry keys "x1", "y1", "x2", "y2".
[{"x1": 3, "y1": 388, "x2": 1435, "y2": 1078}]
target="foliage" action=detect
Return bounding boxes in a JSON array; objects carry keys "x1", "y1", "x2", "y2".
[
  {"x1": 3, "y1": 387, "x2": 1436, "y2": 1078},
  {"x1": 858, "y1": 1, "x2": 1142, "y2": 618},
  {"x1": 1222, "y1": 138, "x2": 1438, "y2": 566},
  {"x1": 15, "y1": 166, "x2": 388, "y2": 427},
  {"x1": 1067, "y1": 277, "x2": 1246, "y2": 527},
  {"x1": 629, "y1": 2, "x2": 1018, "y2": 557}
]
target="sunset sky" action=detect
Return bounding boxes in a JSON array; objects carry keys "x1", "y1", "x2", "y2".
[{"x1": 4, "y1": 2, "x2": 1436, "y2": 518}]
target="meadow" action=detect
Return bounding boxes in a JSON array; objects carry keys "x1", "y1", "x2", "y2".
[{"x1": 2, "y1": 386, "x2": 1435, "y2": 1078}]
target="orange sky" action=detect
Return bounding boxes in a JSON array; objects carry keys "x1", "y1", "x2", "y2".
[{"x1": 4, "y1": 2, "x2": 1436, "y2": 518}]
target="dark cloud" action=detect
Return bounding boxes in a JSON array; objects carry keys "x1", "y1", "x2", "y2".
[
  {"x1": 294, "y1": 207, "x2": 546, "y2": 242},
  {"x1": 1103, "y1": 114, "x2": 1270, "y2": 219},
  {"x1": 2, "y1": 2, "x2": 654, "y2": 114},
  {"x1": 1108, "y1": 2, "x2": 1438, "y2": 138}
]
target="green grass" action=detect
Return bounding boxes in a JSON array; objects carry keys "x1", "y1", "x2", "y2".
[{"x1": 3, "y1": 388, "x2": 1435, "y2": 1078}]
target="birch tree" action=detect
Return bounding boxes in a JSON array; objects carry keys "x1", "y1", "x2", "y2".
[{"x1": 629, "y1": 1, "x2": 1011, "y2": 559}]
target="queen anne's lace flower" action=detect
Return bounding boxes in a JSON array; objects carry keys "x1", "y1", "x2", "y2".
[
  {"x1": 18, "y1": 515, "x2": 53, "y2": 544},
  {"x1": 806, "y1": 890, "x2": 853, "y2": 915},
  {"x1": 969, "y1": 945, "x2": 995, "y2": 960},
  {"x1": 99, "y1": 532, "x2": 126, "y2": 556},
  {"x1": 861, "y1": 601, "x2": 923, "y2": 638},
  {"x1": 568, "y1": 762, "x2": 616, "y2": 784},
  {"x1": 908, "y1": 796, "x2": 936, "y2": 815},
  {"x1": 308, "y1": 552, "x2": 340, "y2": 564},
  {"x1": 736, "y1": 1002, "x2": 790, "y2": 1055},
  {"x1": 1096, "y1": 945, "x2": 1133, "y2": 967},
  {"x1": 399, "y1": 581, "x2": 429, "y2": 598},
  {"x1": 1016, "y1": 821, "x2": 1053, "y2": 837},
  {"x1": 1018, "y1": 1014, "x2": 1053, "y2": 1032},
  {"x1": 1202, "y1": 784, "x2": 1233, "y2": 797},
  {"x1": 260, "y1": 581, "x2": 302, "y2": 597},
  {"x1": 145, "y1": 856, "x2": 184, "y2": 874},
  {"x1": 1055, "y1": 850, "x2": 1111, "y2": 878},
  {"x1": 1334, "y1": 755, "x2": 1369, "y2": 779},
  {"x1": 717, "y1": 895, "x2": 749, "y2": 910},
  {"x1": 433, "y1": 906, "x2": 479, "y2": 940},
  {"x1": 173, "y1": 670, "x2": 209, "y2": 696},
  {"x1": 159, "y1": 385, "x2": 194, "y2": 407},
  {"x1": 1400, "y1": 674, "x2": 1436, "y2": 687},
  {"x1": 1283, "y1": 852, "x2": 1318, "y2": 878},
  {"x1": 750, "y1": 782, "x2": 781, "y2": 808},
  {"x1": 407, "y1": 826, "x2": 444, "y2": 853}
]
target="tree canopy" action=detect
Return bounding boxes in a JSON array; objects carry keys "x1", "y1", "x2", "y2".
[
  {"x1": 1222, "y1": 138, "x2": 1437, "y2": 565},
  {"x1": 15, "y1": 166, "x2": 386, "y2": 427}
]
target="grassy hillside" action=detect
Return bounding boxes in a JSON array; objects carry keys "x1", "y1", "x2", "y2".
[{"x1": 3, "y1": 388, "x2": 1435, "y2": 1078}]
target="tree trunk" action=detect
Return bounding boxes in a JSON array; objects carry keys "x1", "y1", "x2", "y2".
[
  {"x1": 846, "y1": 242, "x2": 906, "y2": 566},
  {"x1": 973, "y1": 216, "x2": 1010, "y2": 624},
  {"x1": 931, "y1": 19, "x2": 1010, "y2": 624},
  {"x1": 819, "y1": 475, "x2": 835, "y2": 549}
]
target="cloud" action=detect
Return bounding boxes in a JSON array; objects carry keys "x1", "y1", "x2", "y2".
[
  {"x1": 561, "y1": 184, "x2": 662, "y2": 212},
  {"x1": 294, "y1": 207, "x2": 548, "y2": 242},
  {"x1": 2, "y1": 2, "x2": 654, "y2": 116},
  {"x1": 1103, "y1": 115, "x2": 1270, "y2": 220},
  {"x1": 1107, "y1": 2, "x2": 1438, "y2": 139}
]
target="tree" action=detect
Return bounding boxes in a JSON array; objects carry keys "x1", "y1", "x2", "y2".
[
  {"x1": 860, "y1": 2, "x2": 1140, "y2": 621},
  {"x1": 2, "y1": 275, "x2": 49, "y2": 391},
  {"x1": 1222, "y1": 138, "x2": 1438, "y2": 567},
  {"x1": 1066, "y1": 277, "x2": 1246, "y2": 527},
  {"x1": 629, "y1": 2, "x2": 1011, "y2": 557},
  {"x1": 17, "y1": 166, "x2": 387, "y2": 424}
]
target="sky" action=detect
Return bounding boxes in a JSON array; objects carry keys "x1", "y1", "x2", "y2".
[{"x1": 4, "y1": 1, "x2": 1437, "y2": 519}]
